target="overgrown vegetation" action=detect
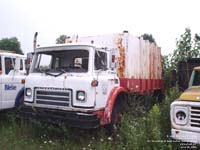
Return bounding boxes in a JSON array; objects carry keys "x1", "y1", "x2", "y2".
[
  {"x1": 1, "y1": 88, "x2": 194, "y2": 150},
  {"x1": 163, "y1": 28, "x2": 200, "y2": 90}
]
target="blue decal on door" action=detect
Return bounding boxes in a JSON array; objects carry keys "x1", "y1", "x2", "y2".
[{"x1": 5, "y1": 84, "x2": 16, "y2": 90}]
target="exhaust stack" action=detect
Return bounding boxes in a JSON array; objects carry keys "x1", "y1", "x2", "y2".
[{"x1": 33, "y1": 32, "x2": 38, "y2": 51}]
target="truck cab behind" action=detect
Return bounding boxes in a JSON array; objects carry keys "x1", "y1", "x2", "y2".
[{"x1": 0, "y1": 51, "x2": 26, "y2": 110}]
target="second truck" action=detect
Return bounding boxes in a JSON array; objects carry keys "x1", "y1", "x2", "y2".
[{"x1": 171, "y1": 66, "x2": 200, "y2": 144}]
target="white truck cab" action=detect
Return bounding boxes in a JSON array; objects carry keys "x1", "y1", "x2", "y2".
[
  {"x1": 171, "y1": 67, "x2": 200, "y2": 144},
  {"x1": 21, "y1": 44, "x2": 120, "y2": 128},
  {"x1": 0, "y1": 51, "x2": 26, "y2": 110}
]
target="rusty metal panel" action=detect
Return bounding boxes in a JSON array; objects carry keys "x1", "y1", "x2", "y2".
[{"x1": 66, "y1": 32, "x2": 163, "y2": 80}]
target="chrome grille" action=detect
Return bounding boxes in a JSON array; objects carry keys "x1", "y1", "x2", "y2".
[
  {"x1": 190, "y1": 106, "x2": 200, "y2": 128},
  {"x1": 35, "y1": 87, "x2": 71, "y2": 107}
]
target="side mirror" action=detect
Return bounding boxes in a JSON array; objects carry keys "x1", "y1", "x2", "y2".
[
  {"x1": 26, "y1": 52, "x2": 34, "y2": 74},
  {"x1": 110, "y1": 55, "x2": 116, "y2": 70},
  {"x1": 110, "y1": 48, "x2": 119, "y2": 70}
]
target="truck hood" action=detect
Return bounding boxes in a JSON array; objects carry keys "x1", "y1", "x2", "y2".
[
  {"x1": 179, "y1": 87, "x2": 200, "y2": 101},
  {"x1": 25, "y1": 73, "x2": 96, "y2": 109}
]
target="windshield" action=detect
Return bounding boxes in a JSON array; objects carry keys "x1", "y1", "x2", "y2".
[
  {"x1": 32, "y1": 49, "x2": 89, "y2": 75},
  {"x1": 189, "y1": 70, "x2": 200, "y2": 86}
]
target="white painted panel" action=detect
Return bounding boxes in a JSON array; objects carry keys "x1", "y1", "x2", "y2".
[{"x1": 67, "y1": 32, "x2": 163, "y2": 80}]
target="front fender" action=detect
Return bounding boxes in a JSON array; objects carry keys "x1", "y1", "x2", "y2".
[
  {"x1": 15, "y1": 87, "x2": 24, "y2": 107},
  {"x1": 100, "y1": 86, "x2": 126, "y2": 125}
]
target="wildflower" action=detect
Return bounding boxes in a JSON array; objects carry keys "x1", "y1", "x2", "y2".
[
  {"x1": 107, "y1": 137, "x2": 113, "y2": 141},
  {"x1": 49, "y1": 140, "x2": 52, "y2": 144}
]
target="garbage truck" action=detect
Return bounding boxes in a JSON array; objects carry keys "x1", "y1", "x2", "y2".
[{"x1": 19, "y1": 31, "x2": 164, "y2": 128}]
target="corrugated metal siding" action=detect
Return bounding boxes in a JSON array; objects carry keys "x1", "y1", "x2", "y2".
[
  {"x1": 66, "y1": 32, "x2": 163, "y2": 81},
  {"x1": 125, "y1": 35, "x2": 162, "y2": 80}
]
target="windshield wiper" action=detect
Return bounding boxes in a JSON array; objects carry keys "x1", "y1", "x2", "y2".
[
  {"x1": 35, "y1": 68, "x2": 66, "y2": 77},
  {"x1": 45, "y1": 69, "x2": 67, "y2": 77},
  {"x1": 35, "y1": 68, "x2": 45, "y2": 73}
]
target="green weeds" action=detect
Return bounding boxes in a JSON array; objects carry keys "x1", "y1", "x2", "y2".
[{"x1": 0, "y1": 88, "x2": 195, "y2": 150}]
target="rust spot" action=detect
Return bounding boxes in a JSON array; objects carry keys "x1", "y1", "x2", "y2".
[{"x1": 116, "y1": 34, "x2": 125, "y2": 78}]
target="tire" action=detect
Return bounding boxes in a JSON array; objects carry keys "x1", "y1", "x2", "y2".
[
  {"x1": 105, "y1": 99, "x2": 122, "y2": 136},
  {"x1": 155, "y1": 91, "x2": 163, "y2": 103},
  {"x1": 153, "y1": 90, "x2": 163, "y2": 103},
  {"x1": 157, "y1": 92, "x2": 163, "y2": 103},
  {"x1": 16, "y1": 94, "x2": 24, "y2": 110},
  {"x1": 15, "y1": 95, "x2": 24, "y2": 123}
]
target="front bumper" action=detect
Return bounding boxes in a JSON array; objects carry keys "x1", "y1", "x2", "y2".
[
  {"x1": 171, "y1": 128, "x2": 200, "y2": 144},
  {"x1": 18, "y1": 105, "x2": 100, "y2": 129}
]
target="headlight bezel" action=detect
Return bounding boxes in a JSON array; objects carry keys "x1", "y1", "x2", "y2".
[
  {"x1": 25, "y1": 88, "x2": 32, "y2": 97},
  {"x1": 174, "y1": 106, "x2": 189, "y2": 125},
  {"x1": 24, "y1": 88, "x2": 33, "y2": 103},
  {"x1": 76, "y1": 91, "x2": 86, "y2": 101}
]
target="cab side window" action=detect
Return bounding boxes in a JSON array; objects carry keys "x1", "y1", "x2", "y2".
[
  {"x1": 5, "y1": 57, "x2": 14, "y2": 75},
  {"x1": 20, "y1": 59, "x2": 23, "y2": 70},
  {"x1": 95, "y1": 51, "x2": 107, "y2": 70}
]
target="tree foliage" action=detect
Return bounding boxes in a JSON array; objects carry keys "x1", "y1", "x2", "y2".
[
  {"x1": 0, "y1": 37, "x2": 23, "y2": 54},
  {"x1": 193, "y1": 33, "x2": 200, "y2": 57},
  {"x1": 163, "y1": 28, "x2": 200, "y2": 89},
  {"x1": 169, "y1": 28, "x2": 200, "y2": 70},
  {"x1": 56, "y1": 35, "x2": 70, "y2": 44},
  {"x1": 140, "y1": 33, "x2": 156, "y2": 44}
]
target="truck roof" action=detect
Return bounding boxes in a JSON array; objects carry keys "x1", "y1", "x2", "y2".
[
  {"x1": 35, "y1": 43, "x2": 107, "y2": 53},
  {"x1": 0, "y1": 51, "x2": 25, "y2": 58}
]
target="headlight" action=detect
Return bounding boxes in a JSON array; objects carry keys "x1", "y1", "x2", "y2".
[
  {"x1": 25, "y1": 88, "x2": 32, "y2": 97},
  {"x1": 76, "y1": 91, "x2": 86, "y2": 101},
  {"x1": 174, "y1": 106, "x2": 188, "y2": 125},
  {"x1": 176, "y1": 111, "x2": 186, "y2": 120}
]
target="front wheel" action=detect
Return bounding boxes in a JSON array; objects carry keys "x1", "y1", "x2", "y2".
[
  {"x1": 105, "y1": 100, "x2": 122, "y2": 136},
  {"x1": 16, "y1": 94, "x2": 24, "y2": 110}
]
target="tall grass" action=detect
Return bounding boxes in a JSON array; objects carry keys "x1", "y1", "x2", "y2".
[
  {"x1": 117, "y1": 88, "x2": 182, "y2": 150},
  {"x1": 0, "y1": 88, "x2": 194, "y2": 150}
]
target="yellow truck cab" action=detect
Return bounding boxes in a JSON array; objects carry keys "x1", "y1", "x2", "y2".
[{"x1": 171, "y1": 66, "x2": 200, "y2": 143}]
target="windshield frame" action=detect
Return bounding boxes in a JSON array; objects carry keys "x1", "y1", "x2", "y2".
[
  {"x1": 29, "y1": 45, "x2": 94, "y2": 75},
  {"x1": 189, "y1": 69, "x2": 200, "y2": 87}
]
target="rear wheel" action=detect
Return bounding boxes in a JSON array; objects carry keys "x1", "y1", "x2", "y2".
[{"x1": 154, "y1": 90, "x2": 163, "y2": 103}]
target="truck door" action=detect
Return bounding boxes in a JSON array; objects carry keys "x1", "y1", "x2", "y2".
[
  {"x1": 1, "y1": 57, "x2": 24, "y2": 109},
  {"x1": 94, "y1": 50, "x2": 117, "y2": 108}
]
